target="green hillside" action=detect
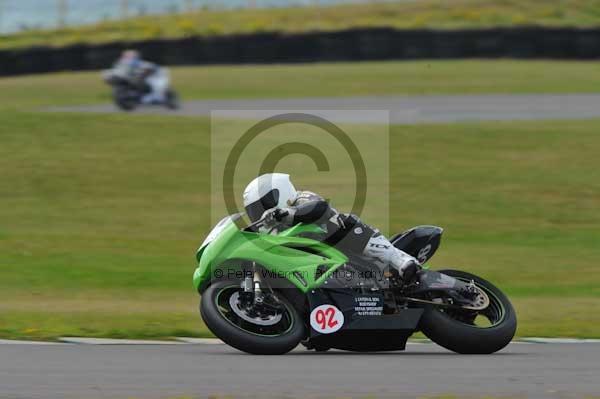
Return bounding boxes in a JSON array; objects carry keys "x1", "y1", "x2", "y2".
[{"x1": 2, "y1": 0, "x2": 600, "y2": 50}]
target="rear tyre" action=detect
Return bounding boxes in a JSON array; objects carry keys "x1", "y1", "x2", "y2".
[
  {"x1": 165, "y1": 89, "x2": 180, "y2": 110},
  {"x1": 200, "y1": 280, "x2": 305, "y2": 355},
  {"x1": 418, "y1": 269, "x2": 517, "y2": 354}
]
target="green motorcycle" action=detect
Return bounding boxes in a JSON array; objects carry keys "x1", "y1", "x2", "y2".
[{"x1": 194, "y1": 213, "x2": 517, "y2": 355}]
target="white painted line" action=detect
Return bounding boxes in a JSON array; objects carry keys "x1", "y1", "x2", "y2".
[
  {"x1": 521, "y1": 337, "x2": 600, "y2": 344},
  {"x1": 0, "y1": 339, "x2": 67, "y2": 345},
  {"x1": 58, "y1": 337, "x2": 184, "y2": 345},
  {"x1": 407, "y1": 338, "x2": 432, "y2": 344},
  {"x1": 1, "y1": 337, "x2": 598, "y2": 345},
  {"x1": 176, "y1": 337, "x2": 224, "y2": 345}
]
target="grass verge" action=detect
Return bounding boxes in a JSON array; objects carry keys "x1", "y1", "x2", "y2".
[{"x1": 2, "y1": 60, "x2": 600, "y2": 108}]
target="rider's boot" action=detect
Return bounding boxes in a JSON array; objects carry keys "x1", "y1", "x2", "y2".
[
  {"x1": 363, "y1": 234, "x2": 422, "y2": 285},
  {"x1": 141, "y1": 93, "x2": 154, "y2": 104},
  {"x1": 398, "y1": 260, "x2": 421, "y2": 285}
]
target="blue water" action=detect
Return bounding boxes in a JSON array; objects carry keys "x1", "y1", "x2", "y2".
[{"x1": 0, "y1": 0, "x2": 367, "y2": 34}]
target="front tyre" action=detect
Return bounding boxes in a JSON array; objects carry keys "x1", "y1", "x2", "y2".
[
  {"x1": 419, "y1": 269, "x2": 517, "y2": 354},
  {"x1": 114, "y1": 88, "x2": 138, "y2": 111},
  {"x1": 200, "y1": 280, "x2": 305, "y2": 355}
]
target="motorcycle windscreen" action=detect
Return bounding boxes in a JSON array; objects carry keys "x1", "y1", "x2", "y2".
[{"x1": 198, "y1": 213, "x2": 243, "y2": 252}]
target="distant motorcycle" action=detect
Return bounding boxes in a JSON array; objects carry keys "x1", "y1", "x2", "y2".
[{"x1": 102, "y1": 70, "x2": 179, "y2": 111}]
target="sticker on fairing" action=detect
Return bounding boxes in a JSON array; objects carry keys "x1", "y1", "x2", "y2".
[
  {"x1": 354, "y1": 295, "x2": 383, "y2": 316},
  {"x1": 310, "y1": 305, "x2": 344, "y2": 334}
]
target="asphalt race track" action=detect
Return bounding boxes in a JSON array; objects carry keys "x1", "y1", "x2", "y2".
[
  {"x1": 1, "y1": 342, "x2": 599, "y2": 399},
  {"x1": 52, "y1": 94, "x2": 600, "y2": 124}
]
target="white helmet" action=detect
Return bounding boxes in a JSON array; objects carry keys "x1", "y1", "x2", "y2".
[{"x1": 243, "y1": 173, "x2": 297, "y2": 222}]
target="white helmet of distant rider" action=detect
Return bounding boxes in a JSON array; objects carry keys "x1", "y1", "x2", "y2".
[{"x1": 121, "y1": 49, "x2": 140, "y2": 62}]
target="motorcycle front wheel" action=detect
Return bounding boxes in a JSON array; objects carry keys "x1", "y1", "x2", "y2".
[
  {"x1": 418, "y1": 269, "x2": 517, "y2": 354},
  {"x1": 200, "y1": 279, "x2": 305, "y2": 355},
  {"x1": 114, "y1": 89, "x2": 138, "y2": 111}
]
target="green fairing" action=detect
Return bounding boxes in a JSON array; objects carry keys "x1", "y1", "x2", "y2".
[{"x1": 193, "y1": 219, "x2": 348, "y2": 293}]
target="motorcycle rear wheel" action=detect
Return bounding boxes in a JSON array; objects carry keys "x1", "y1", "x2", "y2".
[
  {"x1": 418, "y1": 269, "x2": 517, "y2": 354},
  {"x1": 200, "y1": 279, "x2": 305, "y2": 355},
  {"x1": 165, "y1": 89, "x2": 180, "y2": 110}
]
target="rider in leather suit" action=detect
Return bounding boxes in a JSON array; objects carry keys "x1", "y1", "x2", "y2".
[
  {"x1": 112, "y1": 50, "x2": 169, "y2": 104},
  {"x1": 243, "y1": 173, "x2": 420, "y2": 283}
]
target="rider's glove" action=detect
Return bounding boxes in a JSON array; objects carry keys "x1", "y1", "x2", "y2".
[{"x1": 261, "y1": 208, "x2": 292, "y2": 228}]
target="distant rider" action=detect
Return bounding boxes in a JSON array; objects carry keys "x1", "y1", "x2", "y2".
[
  {"x1": 243, "y1": 173, "x2": 421, "y2": 284},
  {"x1": 110, "y1": 49, "x2": 169, "y2": 104}
]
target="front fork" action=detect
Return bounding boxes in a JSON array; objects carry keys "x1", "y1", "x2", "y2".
[
  {"x1": 239, "y1": 263, "x2": 284, "y2": 312},
  {"x1": 240, "y1": 263, "x2": 258, "y2": 303},
  {"x1": 239, "y1": 262, "x2": 268, "y2": 305}
]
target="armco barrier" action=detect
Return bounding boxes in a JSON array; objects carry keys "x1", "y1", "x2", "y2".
[{"x1": 1, "y1": 27, "x2": 600, "y2": 76}]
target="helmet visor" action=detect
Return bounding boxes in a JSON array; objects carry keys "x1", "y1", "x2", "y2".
[{"x1": 245, "y1": 189, "x2": 280, "y2": 222}]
